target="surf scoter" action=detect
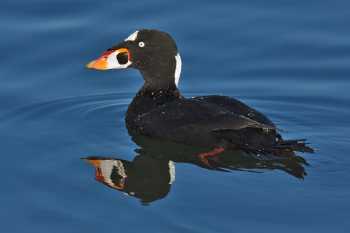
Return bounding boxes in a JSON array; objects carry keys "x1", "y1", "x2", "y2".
[{"x1": 87, "y1": 29, "x2": 313, "y2": 159}]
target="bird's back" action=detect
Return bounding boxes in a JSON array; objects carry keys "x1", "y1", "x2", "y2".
[{"x1": 126, "y1": 93, "x2": 279, "y2": 150}]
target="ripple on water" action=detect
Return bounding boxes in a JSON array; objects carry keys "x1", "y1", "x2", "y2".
[
  {"x1": 0, "y1": 93, "x2": 133, "y2": 127},
  {"x1": 2, "y1": 92, "x2": 348, "y2": 129}
]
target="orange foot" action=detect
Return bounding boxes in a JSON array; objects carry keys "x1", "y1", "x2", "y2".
[{"x1": 198, "y1": 147, "x2": 225, "y2": 167}]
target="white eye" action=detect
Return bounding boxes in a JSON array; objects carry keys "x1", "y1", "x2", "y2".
[{"x1": 138, "y1": 41, "x2": 145, "y2": 47}]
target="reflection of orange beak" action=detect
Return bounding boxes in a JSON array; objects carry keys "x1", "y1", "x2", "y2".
[{"x1": 83, "y1": 158, "x2": 101, "y2": 168}]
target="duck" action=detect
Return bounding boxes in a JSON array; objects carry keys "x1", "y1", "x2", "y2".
[{"x1": 86, "y1": 29, "x2": 313, "y2": 161}]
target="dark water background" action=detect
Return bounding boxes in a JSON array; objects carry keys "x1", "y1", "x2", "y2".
[{"x1": 1, "y1": 0, "x2": 350, "y2": 232}]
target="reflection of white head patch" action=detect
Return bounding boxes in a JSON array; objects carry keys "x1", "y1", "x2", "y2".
[{"x1": 125, "y1": 31, "x2": 139, "y2": 41}]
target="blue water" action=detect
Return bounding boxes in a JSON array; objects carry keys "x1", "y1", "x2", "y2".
[{"x1": 1, "y1": 0, "x2": 350, "y2": 232}]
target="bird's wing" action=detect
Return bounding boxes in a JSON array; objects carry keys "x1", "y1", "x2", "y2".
[
  {"x1": 133, "y1": 98, "x2": 275, "y2": 139},
  {"x1": 192, "y1": 95, "x2": 275, "y2": 127}
]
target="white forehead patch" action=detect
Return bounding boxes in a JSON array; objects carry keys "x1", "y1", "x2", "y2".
[
  {"x1": 125, "y1": 30, "x2": 139, "y2": 41},
  {"x1": 174, "y1": 53, "x2": 182, "y2": 87}
]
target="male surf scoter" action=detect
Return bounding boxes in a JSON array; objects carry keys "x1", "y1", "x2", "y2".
[{"x1": 87, "y1": 29, "x2": 313, "y2": 159}]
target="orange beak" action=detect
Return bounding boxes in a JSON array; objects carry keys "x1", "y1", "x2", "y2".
[
  {"x1": 86, "y1": 50, "x2": 110, "y2": 70},
  {"x1": 86, "y1": 58, "x2": 108, "y2": 70},
  {"x1": 86, "y1": 48, "x2": 130, "y2": 70}
]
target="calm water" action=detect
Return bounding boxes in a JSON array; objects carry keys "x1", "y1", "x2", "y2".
[{"x1": 1, "y1": 0, "x2": 350, "y2": 232}]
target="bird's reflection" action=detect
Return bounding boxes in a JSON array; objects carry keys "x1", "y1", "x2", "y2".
[
  {"x1": 83, "y1": 155, "x2": 174, "y2": 204},
  {"x1": 83, "y1": 134, "x2": 309, "y2": 204}
]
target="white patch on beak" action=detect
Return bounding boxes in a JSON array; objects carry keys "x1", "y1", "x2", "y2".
[
  {"x1": 125, "y1": 30, "x2": 139, "y2": 41},
  {"x1": 106, "y1": 50, "x2": 132, "y2": 69},
  {"x1": 174, "y1": 53, "x2": 182, "y2": 86}
]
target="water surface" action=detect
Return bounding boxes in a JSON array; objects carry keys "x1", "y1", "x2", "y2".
[{"x1": 1, "y1": 1, "x2": 350, "y2": 232}]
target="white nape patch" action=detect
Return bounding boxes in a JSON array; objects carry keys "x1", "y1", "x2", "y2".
[
  {"x1": 168, "y1": 161, "x2": 176, "y2": 184},
  {"x1": 107, "y1": 50, "x2": 132, "y2": 69},
  {"x1": 174, "y1": 53, "x2": 182, "y2": 87},
  {"x1": 125, "y1": 30, "x2": 139, "y2": 41}
]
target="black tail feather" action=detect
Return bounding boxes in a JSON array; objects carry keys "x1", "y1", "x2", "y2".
[{"x1": 274, "y1": 139, "x2": 314, "y2": 153}]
